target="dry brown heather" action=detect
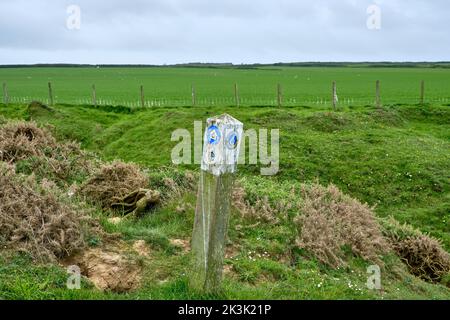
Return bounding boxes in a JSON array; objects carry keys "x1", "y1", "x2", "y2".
[
  {"x1": 78, "y1": 161, "x2": 149, "y2": 209},
  {"x1": 294, "y1": 184, "x2": 390, "y2": 268},
  {"x1": 0, "y1": 163, "x2": 94, "y2": 262}
]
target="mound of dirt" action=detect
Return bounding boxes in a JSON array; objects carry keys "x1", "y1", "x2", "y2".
[
  {"x1": 78, "y1": 161, "x2": 150, "y2": 210},
  {"x1": 294, "y1": 184, "x2": 390, "y2": 268},
  {"x1": 64, "y1": 244, "x2": 142, "y2": 292},
  {"x1": 26, "y1": 101, "x2": 55, "y2": 120},
  {"x1": 301, "y1": 112, "x2": 355, "y2": 133},
  {"x1": 0, "y1": 163, "x2": 95, "y2": 261}
]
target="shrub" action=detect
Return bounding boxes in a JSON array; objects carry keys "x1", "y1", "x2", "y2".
[
  {"x1": 0, "y1": 120, "x2": 56, "y2": 162},
  {"x1": 0, "y1": 163, "x2": 95, "y2": 261},
  {"x1": 0, "y1": 120, "x2": 95, "y2": 187},
  {"x1": 78, "y1": 161, "x2": 149, "y2": 209},
  {"x1": 380, "y1": 217, "x2": 450, "y2": 283},
  {"x1": 294, "y1": 184, "x2": 390, "y2": 268}
]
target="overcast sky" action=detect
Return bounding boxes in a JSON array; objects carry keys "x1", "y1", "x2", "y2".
[{"x1": 0, "y1": 0, "x2": 448, "y2": 64}]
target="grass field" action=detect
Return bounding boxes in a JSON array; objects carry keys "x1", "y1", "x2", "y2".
[
  {"x1": 1, "y1": 66, "x2": 450, "y2": 106},
  {"x1": 0, "y1": 66, "x2": 449, "y2": 300}
]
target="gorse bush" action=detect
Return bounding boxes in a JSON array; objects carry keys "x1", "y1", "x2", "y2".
[
  {"x1": 0, "y1": 120, "x2": 95, "y2": 187},
  {"x1": 78, "y1": 161, "x2": 149, "y2": 209},
  {"x1": 294, "y1": 184, "x2": 390, "y2": 268},
  {"x1": 0, "y1": 120, "x2": 56, "y2": 162},
  {"x1": 380, "y1": 217, "x2": 450, "y2": 283},
  {"x1": 0, "y1": 163, "x2": 95, "y2": 262}
]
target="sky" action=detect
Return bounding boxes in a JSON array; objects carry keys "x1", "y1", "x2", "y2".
[{"x1": 0, "y1": 0, "x2": 449, "y2": 64}]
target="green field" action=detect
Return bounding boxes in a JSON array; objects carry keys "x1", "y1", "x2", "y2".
[
  {"x1": 0, "y1": 66, "x2": 449, "y2": 300},
  {"x1": 1, "y1": 66, "x2": 450, "y2": 107}
]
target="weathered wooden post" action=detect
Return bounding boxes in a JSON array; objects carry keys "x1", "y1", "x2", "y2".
[
  {"x1": 234, "y1": 83, "x2": 240, "y2": 107},
  {"x1": 192, "y1": 85, "x2": 196, "y2": 107},
  {"x1": 277, "y1": 83, "x2": 282, "y2": 107},
  {"x1": 2, "y1": 82, "x2": 8, "y2": 105},
  {"x1": 140, "y1": 85, "x2": 145, "y2": 108},
  {"x1": 420, "y1": 80, "x2": 425, "y2": 105},
  {"x1": 48, "y1": 82, "x2": 54, "y2": 106},
  {"x1": 332, "y1": 81, "x2": 337, "y2": 110},
  {"x1": 190, "y1": 114, "x2": 243, "y2": 293},
  {"x1": 376, "y1": 80, "x2": 381, "y2": 108},
  {"x1": 92, "y1": 84, "x2": 97, "y2": 107}
]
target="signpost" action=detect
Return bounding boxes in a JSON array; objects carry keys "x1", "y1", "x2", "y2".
[{"x1": 190, "y1": 114, "x2": 243, "y2": 293}]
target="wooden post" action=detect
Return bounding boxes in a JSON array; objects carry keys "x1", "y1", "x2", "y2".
[
  {"x1": 277, "y1": 83, "x2": 282, "y2": 107},
  {"x1": 234, "y1": 83, "x2": 240, "y2": 107},
  {"x1": 140, "y1": 85, "x2": 145, "y2": 108},
  {"x1": 190, "y1": 114, "x2": 243, "y2": 293},
  {"x1": 48, "y1": 82, "x2": 54, "y2": 106},
  {"x1": 420, "y1": 80, "x2": 425, "y2": 105},
  {"x1": 92, "y1": 84, "x2": 97, "y2": 107},
  {"x1": 332, "y1": 81, "x2": 337, "y2": 110},
  {"x1": 192, "y1": 85, "x2": 196, "y2": 106},
  {"x1": 376, "y1": 80, "x2": 381, "y2": 108},
  {"x1": 2, "y1": 82, "x2": 8, "y2": 105}
]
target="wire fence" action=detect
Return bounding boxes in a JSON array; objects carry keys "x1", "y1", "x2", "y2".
[
  {"x1": 2, "y1": 82, "x2": 450, "y2": 109},
  {"x1": 4, "y1": 95, "x2": 450, "y2": 109}
]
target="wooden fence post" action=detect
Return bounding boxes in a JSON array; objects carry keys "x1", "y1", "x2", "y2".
[
  {"x1": 140, "y1": 85, "x2": 145, "y2": 108},
  {"x1": 234, "y1": 83, "x2": 240, "y2": 107},
  {"x1": 332, "y1": 81, "x2": 337, "y2": 110},
  {"x1": 277, "y1": 83, "x2": 282, "y2": 107},
  {"x1": 48, "y1": 82, "x2": 54, "y2": 106},
  {"x1": 2, "y1": 82, "x2": 8, "y2": 105},
  {"x1": 376, "y1": 80, "x2": 381, "y2": 108},
  {"x1": 190, "y1": 114, "x2": 243, "y2": 293},
  {"x1": 420, "y1": 80, "x2": 425, "y2": 105},
  {"x1": 92, "y1": 84, "x2": 97, "y2": 107},
  {"x1": 192, "y1": 85, "x2": 196, "y2": 106}
]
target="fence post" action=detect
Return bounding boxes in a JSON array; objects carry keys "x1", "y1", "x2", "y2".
[
  {"x1": 140, "y1": 85, "x2": 145, "y2": 108},
  {"x1": 234, "y1": 83, "x2": 240, "y2": 107},
  {"x1": 92, "y1": 84, "x2": 97, "y2": 107},
  {"x1": 190, "y1": 114, "x2": 243, "y2": 293},
  {"x1": 48, "y1": 82, "x2": 54, "y2": 106},
  {"x1": 332, "y1": 81, "x2": 337, "y2": 110},
  {"x1": 192, "y1": 85, "x2": 196, "y2": 106},
  {"x1": 420, "y1": 80, "x2": 425, "y2": 105},
  {"x1": 376, "y1": 80, "x2": 381, "y2": 108},
  {"x1": 2, "y1": 82, "x2": 8, "y2": 105},
  {"x1": 277, "y1": 83, "x2": 282, "y2": 107}
]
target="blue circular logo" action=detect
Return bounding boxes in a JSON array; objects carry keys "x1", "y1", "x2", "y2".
[
  {"x1": 226, "y1": 132, "x2": 239, "y2": 149},
  {"x1": 207, "y1": 125, "x2": 221, "y2": 145}
]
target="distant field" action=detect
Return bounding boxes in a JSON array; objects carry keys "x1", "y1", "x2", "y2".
[{"x1": 1, "y1": 66, "x2": 450, "y2": 107}]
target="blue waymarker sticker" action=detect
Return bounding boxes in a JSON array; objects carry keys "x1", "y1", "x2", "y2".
[
  {"x1": 226, "y1": 132, "x2": 238, "y2": 149},
  {"x1": 207, "y1": 125, "x2": 221, "y2": 145}
]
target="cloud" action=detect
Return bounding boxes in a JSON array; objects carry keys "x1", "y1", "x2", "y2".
[{"x1": 0, "y1": 0, "x2": 449, "y2": 64}]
